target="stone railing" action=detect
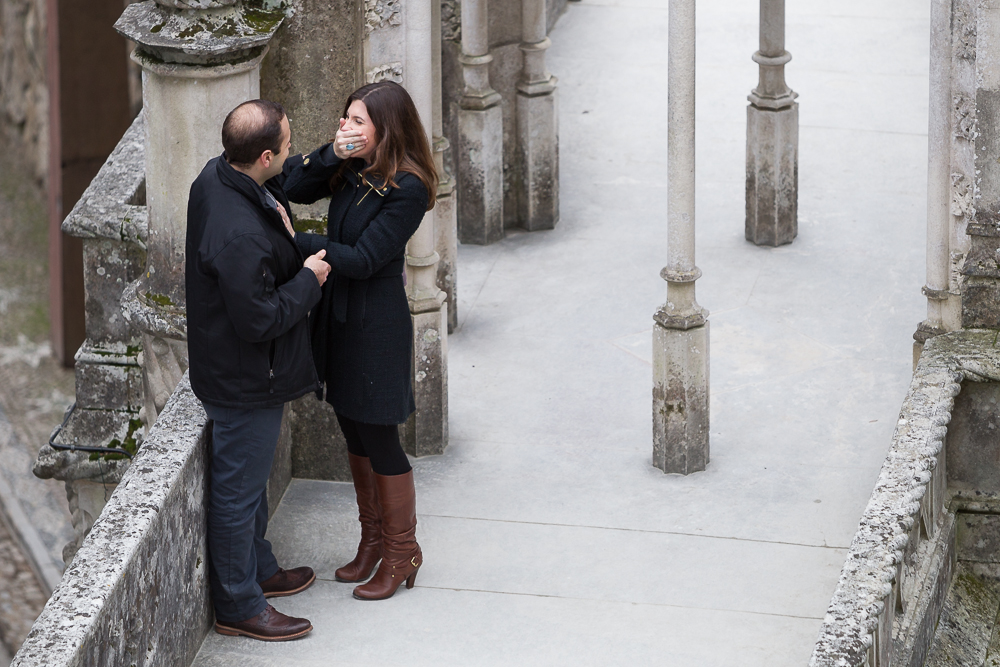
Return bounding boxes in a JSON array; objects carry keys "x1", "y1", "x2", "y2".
[
  {"x1": 810, "y1": 330, "x2": 1000, "y2": 667},
  {"x1": 13, "y1": 373, "x2": 212, "y2": 667},
  {"x1": 33, "y1": 112, "x2": 148, "y2": 564}
]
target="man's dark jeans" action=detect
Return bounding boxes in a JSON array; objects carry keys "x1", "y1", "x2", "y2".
[{"x1": 203, "y1": 402, "x2": 283, "y2": 623}]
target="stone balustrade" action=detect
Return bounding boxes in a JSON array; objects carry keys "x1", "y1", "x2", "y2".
[{"x1": 810, "y1": 330, "x2": 1000, "y2": 667}]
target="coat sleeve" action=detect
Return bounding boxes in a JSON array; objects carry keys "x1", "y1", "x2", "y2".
[
  {"x1": 294, "y1": 232, "x2": 326, "y2": 258},
  {"x1": 282, "y1": 143, "x2": 342, "y2": 205},
  {"x1": 321, "y1": 179, "x2": 428, "y2": 280},
  {"x1": 211, "y1": 233, "x2": 322, "y2": 344}
]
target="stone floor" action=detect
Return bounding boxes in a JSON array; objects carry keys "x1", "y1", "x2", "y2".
[{"x1": 193, "y1": 0, "x2": 930, "y2": 664}]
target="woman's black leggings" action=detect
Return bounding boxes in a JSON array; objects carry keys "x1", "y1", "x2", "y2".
[{"x1": 335, "y1": 413, "x2": 412, "y2": 476}]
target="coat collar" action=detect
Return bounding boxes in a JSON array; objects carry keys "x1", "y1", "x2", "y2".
[
  {"x1": 216, "y1": 153, "x2": 285, "y2": 213},
  {"x1": 344, "y1": 160, "x2": 391, "y2": 198}
]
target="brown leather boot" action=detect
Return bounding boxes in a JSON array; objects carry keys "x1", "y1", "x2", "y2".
[
  {"x1": 260, "y1": 566, "x2": 316, "y2": 598},
  {"x1": 214, "y1": 604, "x2": 312, "y2": 641},
  {"x1": 335, "y1": 453, "x2": 383, "y2": 583},
  {"x1": 353, "y1": 469, "x2": 421, "y2": 601}
]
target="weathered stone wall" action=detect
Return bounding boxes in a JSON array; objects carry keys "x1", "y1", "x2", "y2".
[
  {"x1": 441, "y1": 0, "x2": 568, "y2": 229},
  {"x1": 12, "y1": 374, "x2": 213, "y2": 667},
  {"x1": 260, "y1": 0, "x2": 362, "y2": 158},
  {"x1": 0, "y1": 0, "x2": 47, "y2": 181}
]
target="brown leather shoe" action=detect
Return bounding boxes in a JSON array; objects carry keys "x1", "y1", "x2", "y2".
[
  {"x1": 353, "y1": 470, "x2": 421, "y2": 601},
  {"x1": 335, "y1": 454, "x2": 383, "y2": 583},
  {"x1": 215, "y1": 604, "x2": 312, "y2": 641},
  {"x1": 260, "y1": 566, "x2": 316, "y2": 598}
]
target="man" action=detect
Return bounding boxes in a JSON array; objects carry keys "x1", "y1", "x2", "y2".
[{"x1": 185, "y1": 99, "x2": 331, "y2": 641}]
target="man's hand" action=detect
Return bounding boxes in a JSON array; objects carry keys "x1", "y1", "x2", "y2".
[
  {"x1": 276, "y1": 201, "x2": 295, "y2": 238},
  {"x1": 304, "y1": 249, "x2": 331, "y2": 287}
]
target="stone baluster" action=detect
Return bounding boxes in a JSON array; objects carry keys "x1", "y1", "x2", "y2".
[
  {"x1": 433, "y1": 0, "x2": 460, "y2": 333},
  {"x1": 115, "y1": 1, "x2": 282, "y2": 427},
  {"x1": 746, "y1": 0, "x2": 798, "y2": 247},
  {"x1": 915, "y1": 0, "x2": 954, "y2": 362},
  {"x1": 457, "y1": 0, "x2": 504, "y2": 245},
  {"x1": 652, "y1": 0, "x2": 709, "y2": 475},
  {"x1": 517, "y1": 0, "x2": 559, "y2": 230},
  {"x1": 403, "y1": 0, "x2": 449, "y2": 456}
]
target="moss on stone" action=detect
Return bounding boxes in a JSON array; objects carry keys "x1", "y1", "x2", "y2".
[
  {"x1": 144, "y1": 291, "x2": 175, "y2": 307},
  {"x1": 295, "y1": 217, "x2": 328, "y2": 235},
  {"x1": 90, "y1": 417, "x2": 144, "y2": 461}
]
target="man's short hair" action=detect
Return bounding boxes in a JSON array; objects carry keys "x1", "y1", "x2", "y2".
[{"x1": 222, "y1": 100, "x2": 286, "y2": 167}]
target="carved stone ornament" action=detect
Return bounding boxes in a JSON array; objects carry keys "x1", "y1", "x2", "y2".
[
  {"x1": 441, "y1": 0, "x2": 461, "y2": 42},
  {"x1": 952, "y1": 171, "x2": 974, "y2": 218},
  {"x1": 954, "y1": 4, "x2": 976, "y2": 61},
  {"x1": 364, "y1": 0, "x2": 401, "y2": 36},
  {"x1": 954, "y1": 95, "x2": 977, "y2": 142},
  {"x1": 366, "y1": 62, "x2": 403, "y2": 84}
]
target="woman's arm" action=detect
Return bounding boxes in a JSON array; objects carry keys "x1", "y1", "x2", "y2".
[
  {"x1": 280, "y1": 143, "x2": 341, "y2": 205},
  {"x1": 321, "y1": 178, "x2": 428, "y2": 280},
  {"x1": 294, "y1": 232, "x2": 326, "y2": 258}
]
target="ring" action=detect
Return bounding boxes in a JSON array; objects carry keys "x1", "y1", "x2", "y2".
[{"x1": 346, "y1": 143, "x2": 355, "y2": 151}]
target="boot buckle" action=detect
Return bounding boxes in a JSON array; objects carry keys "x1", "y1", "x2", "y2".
[{"x1": 411, "y1": 556, "x2": 419, "y2": 567}]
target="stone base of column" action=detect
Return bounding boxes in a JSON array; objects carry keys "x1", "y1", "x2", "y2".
[
  {"x1": 286, "y1": 394, "x2": 351, "y2": 482},
  {"x1": 961, "y1": 216, "x2": 1000, "y2": 328},
  {"x1": 458, "y1": 104, "x2": 504, "y2": 245},
  {"x1": 516, "y1": 87, "x2": 559, "y2": 231},
  {"x1": 912, "y1": 319, "x2": 946, "y2": 369},
  {"x1": 746, "y1": 102, "x2": 798, "y2": 247},
  {"x1": 435, "y1": 187, "x2": 459, "y2": 333},
  {"x1": 652, "y1": 320, "x2": 710, "y2": 474},
  {"x1": 402, "y1": 305, "x2": 449, "y2": 457}
]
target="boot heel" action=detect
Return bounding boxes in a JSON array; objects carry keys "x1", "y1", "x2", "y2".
[{"x1": 405, "y1": 569, "x2": 418, "y2": 589}]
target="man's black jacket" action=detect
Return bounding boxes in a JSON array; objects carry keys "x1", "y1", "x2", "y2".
[{"x1": 185, "y1": 155, "x2": 322, "y2": 408}]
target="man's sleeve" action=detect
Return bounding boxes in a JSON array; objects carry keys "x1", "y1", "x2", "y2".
[{"x1": 212, "y1": 233, "x2": 322, "y2": 344}]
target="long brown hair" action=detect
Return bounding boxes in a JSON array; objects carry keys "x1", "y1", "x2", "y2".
[{"x1": 330, "y1": 82, "x2": 438, "y2": 210}]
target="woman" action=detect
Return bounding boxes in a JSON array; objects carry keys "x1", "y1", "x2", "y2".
[{"x1": 283, "y1": 81, "x2": 436, "y2": 601}]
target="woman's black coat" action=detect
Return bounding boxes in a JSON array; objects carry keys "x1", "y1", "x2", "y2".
[{"x1": 283, "y1": 144, "x2": 428, "y2": 425}]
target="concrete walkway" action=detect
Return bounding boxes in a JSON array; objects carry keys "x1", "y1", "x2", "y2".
[{"x1": 194, "y1": 0, "x2": 930, "y2": 664}]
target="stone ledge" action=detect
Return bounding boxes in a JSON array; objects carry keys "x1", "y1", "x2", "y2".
[
  {"x1": 810, "y1": 330, "x2": 1000, "y2": 667},
  {"x1": 61, "y1": 112, "x2": 147, "y2": 246},
  {"x1": 12, "y1": 372, "x2": 211, "y2": 667}
]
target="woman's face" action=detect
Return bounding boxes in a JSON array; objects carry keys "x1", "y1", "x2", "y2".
[{"x1": 345, "y1": 100, "x2": 378, "y2": 161}]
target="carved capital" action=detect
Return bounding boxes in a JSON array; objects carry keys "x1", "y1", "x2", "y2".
[{"x1": 364, "y1": 0, "x2": 401, "y2": 36}]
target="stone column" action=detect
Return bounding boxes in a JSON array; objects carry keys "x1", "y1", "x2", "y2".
[
  {"x1": 403, "y1": 0, "x2": 449, "y2": 456},
  {"x1": 457, "y1": 0, "x2": 504, "y2": 245},
  {"x1": 745, "y1": 0, "x2": 798, "y2": 247},
  {"x1": 915, "y1": 0, "x2": 954, "y2": 363},
  {"x1": 433, "y1": 0, "x2": 459, "y2": 333},
  {"x1": 115, "y1": 1, "x2": 282, "y2": 426},
  {"x1": 517, "y1": 0, "x2": 559, "y2": 231},
  {"x1": 652, "y1": 0, "x2": 709, "y2": 475},
  {"x1": 962, "y1": 0, "x2": 1000, "y2": 328}
]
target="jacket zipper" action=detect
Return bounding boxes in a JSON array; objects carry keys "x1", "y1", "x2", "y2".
[{"x1": 268, "y1": 340, "x2": 276, "y2": 394}]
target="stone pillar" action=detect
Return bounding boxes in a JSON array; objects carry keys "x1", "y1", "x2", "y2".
[
  {"x1": 403, "y1": 0, "x2": 449, "y2": 456},
  {"x1": 652, "y1": 0, "x2": 709, "y2": 475},
  {"x1": 962, "y1": 0, "x2": 1000, "y2": 328},
  {"x1": 745, "y1": 0, "x2": 798, "y2": 247},
  {"x1": 433, "y1": 0, "x2": 459, "y2": 333},
  {"x1": 914, "y1": 0, "x2": 954, "y2": 363},
  {"x1": 457, "y1": 0, "x2": 504, "y2": 245},
  {"x1": 115, "y1": 1, "x2": 282, "y2": 426},
  {"x1": 517, "y1": 0, "x2": 559, "y2": 231}
]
